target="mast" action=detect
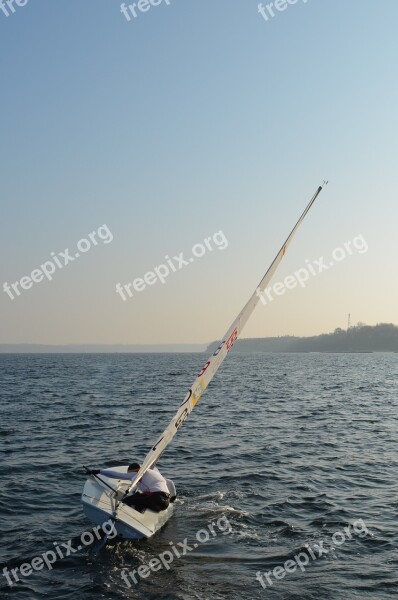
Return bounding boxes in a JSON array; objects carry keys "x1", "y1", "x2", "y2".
[{"x1": 125, "y1": 183, "x2": 327, "y2": 496}]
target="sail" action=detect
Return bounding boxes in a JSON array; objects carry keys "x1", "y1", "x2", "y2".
[{"x1": 126, "y1": 184, "x2": 326, "y2": 494}]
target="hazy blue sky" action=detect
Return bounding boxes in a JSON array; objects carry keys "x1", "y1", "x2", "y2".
[{"x1": 0, "y1": 0, "x2": 397, "y2": 345}]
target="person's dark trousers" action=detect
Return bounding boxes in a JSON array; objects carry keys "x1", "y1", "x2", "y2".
[{"x1": 123, "y1": 491, "x2": 170, "y2": 512}]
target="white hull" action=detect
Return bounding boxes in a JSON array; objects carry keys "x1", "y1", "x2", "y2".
[{"x1": 82, "y1": 466, "x2": 173, "y2": 539}]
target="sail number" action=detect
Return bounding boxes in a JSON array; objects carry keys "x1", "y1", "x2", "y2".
[
  {"x1": 196, "y1": 339, "x2": 228, "y2": 378},
  {"x1": 175, "y1": 407, "x2": 189, "y2": 430},
  {"x1": 197, "y1": 360, "x2": 211, "y2": 377},
  {"x1": 152, "y1": 436, "x2": 164, "y2": 451},
  {"x1": 213, "y1": 341, "x2": 225, "y2": 356},
  {"x1": 226, "y1": 328, "x2": 238, "y2": 351}
]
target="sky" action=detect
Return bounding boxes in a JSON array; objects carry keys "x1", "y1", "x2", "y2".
[{"x1": 0, "y1": 0, "x2": 397, "y2": 345}]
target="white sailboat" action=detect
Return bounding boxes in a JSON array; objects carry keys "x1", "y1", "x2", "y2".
[{"x1": 82, "y1": 183, "x2": 327, "y2": 539}]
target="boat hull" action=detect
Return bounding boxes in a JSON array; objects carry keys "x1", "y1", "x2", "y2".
[{"x1": 82, "y1": 466, "x2": 173, "y2": 540}]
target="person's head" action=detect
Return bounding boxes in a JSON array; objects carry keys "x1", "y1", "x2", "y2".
[{"x1": 127, "y1": 462, "x2": 140, "y2": 473}]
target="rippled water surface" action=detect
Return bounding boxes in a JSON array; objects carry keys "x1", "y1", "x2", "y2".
[{"x1": 1, "y1": 353, "x2": 397, "y2": 599}]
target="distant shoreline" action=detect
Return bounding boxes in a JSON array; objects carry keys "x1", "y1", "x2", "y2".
[
  {"x1": 2, "y1": 324, "x2": 397, "y2": 354},
  {"x1": 0, "y1": 344, "x2": 207, "y2": 354},
  {"x1": 206, "y1": 324, "x2": 398, "y2": 354}
]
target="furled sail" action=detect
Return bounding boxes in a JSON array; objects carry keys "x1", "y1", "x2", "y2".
[{"x1": 126, "y1": 184, "x2": 326, "y2": 495}]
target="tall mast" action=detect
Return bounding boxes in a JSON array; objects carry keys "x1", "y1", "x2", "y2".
[{"x1": 124, "y1": 183, "x2": 327, "y2": 497}]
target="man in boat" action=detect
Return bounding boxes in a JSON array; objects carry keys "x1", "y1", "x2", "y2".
[{"x1": 89, "y1": 463, "x2": 176, "y2": 512}]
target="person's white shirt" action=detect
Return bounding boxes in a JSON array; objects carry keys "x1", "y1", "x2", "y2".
[
  {"x1": 100, "y1": 466, "x2": 174, "y2": 496},
  {"x1": 165, "y1": 478, "x2": 176, "y2": 498}
]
